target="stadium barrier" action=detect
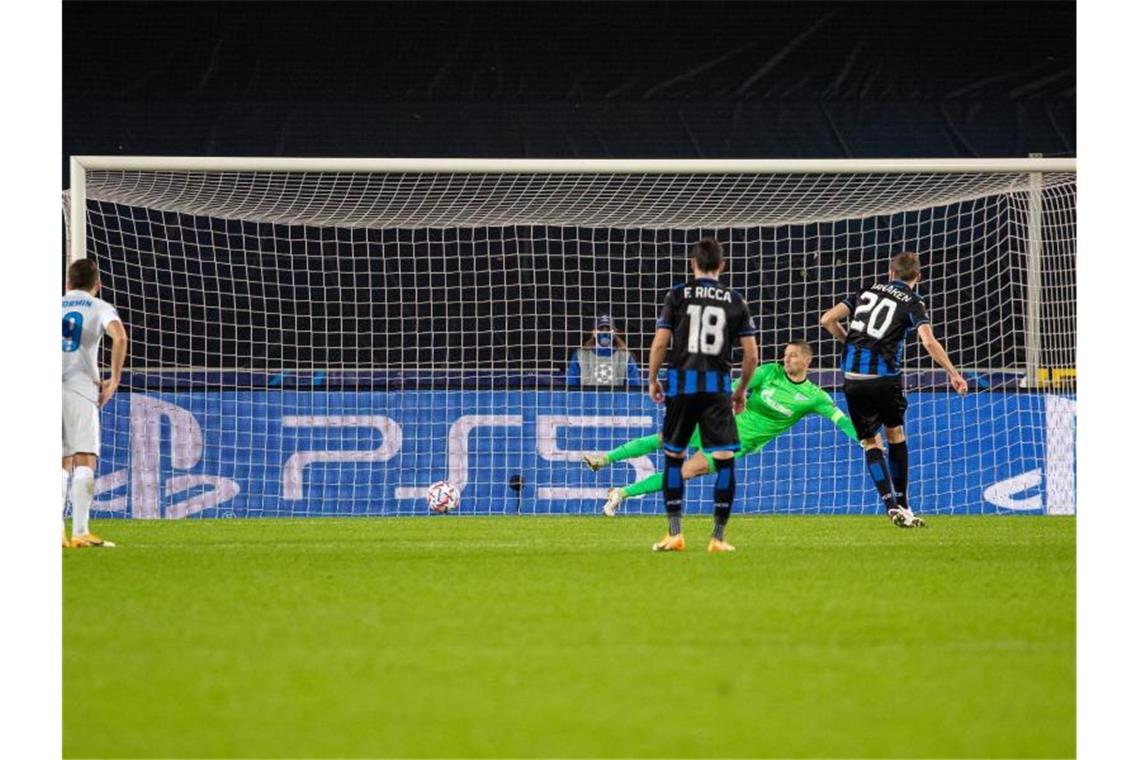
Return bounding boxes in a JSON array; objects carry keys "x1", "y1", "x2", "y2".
[{"x1": 90, "y1": 390, "x2": 1075, "y2": 518}]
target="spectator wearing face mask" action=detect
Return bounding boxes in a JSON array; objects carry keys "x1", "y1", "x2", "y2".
[{"x1": 566, "y1": 315, "x2": 643, "y2": 388}]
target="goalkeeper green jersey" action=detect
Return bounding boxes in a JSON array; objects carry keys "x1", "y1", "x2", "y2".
[
  {"x1": 690, "y1": 362, "x2": 856, "y2": 453},
  {"x1": 736, "y1": 362, "x2": 849, "y2": 435},
  {"x1": 605, "y1": 362, "x2": 858, "y2": 494}
]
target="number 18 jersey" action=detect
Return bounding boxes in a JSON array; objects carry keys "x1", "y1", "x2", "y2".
[
  {"x1": 656, "y1": 277, "x2": 756, "y2": 396},
  {"x1": 840, "y1": 279, "x2": 930, "y2": 377}
]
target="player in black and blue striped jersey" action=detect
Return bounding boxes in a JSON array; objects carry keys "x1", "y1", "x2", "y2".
[
  {"x1": 647, "y1": 239, "x2": 759, "y2": 552},
  {"x1": 821, "y1": 252, "x2": 968, "y2": 528}
]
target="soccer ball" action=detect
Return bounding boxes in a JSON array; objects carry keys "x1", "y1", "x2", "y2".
[{"x1": 426, "y1": 480, "x2": 460, "y2": 513}]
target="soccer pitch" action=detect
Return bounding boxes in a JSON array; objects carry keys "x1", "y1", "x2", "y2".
[{"x1": 63, "y1": 516, "x2": 1074, "y2": 759}]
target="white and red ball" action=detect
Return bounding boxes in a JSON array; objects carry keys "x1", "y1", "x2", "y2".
[{"x1": 426, "y1": 480, "x2": 460, "y2": 513}]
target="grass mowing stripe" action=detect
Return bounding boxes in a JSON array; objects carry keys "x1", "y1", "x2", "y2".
[{"x1": 64, "y1": 516, "x2": 1074, "y2": 758}]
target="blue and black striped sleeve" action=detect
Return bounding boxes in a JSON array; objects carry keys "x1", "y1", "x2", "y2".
[
  {"x1": 910, "y1": 299, "x2": 931, "y2": 328},
  {"x1": 737, "y1": 296, "x2": 757, "y2": 337},
  {"x1": 655, "y1": 288, "x2": 679, "y2": 330}
]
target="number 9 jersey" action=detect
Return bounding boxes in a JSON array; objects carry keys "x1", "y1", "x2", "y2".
[
  {"x1": 62, "y1": 288, "x2": 121, "y2": 403},
  {"x1": 656, "y1": 276, "x2": 757, "y2": 396},
  {"x1": 840, "y1": 279, "x2": 930, "y2": 377}
]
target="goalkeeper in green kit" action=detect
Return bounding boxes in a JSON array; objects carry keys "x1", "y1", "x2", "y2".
[{"x1": 585, "y1": 340, "x2": 859, "y2": 515}]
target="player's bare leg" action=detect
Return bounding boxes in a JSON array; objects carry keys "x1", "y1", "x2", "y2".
[{"x1": 682, "y1": 455, "x2": 710, "y2": 479}]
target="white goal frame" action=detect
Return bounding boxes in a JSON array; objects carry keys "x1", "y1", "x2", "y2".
[
  {"x1": 69, "y1": 155, "x2": 1077, "y2": 385},
  {"x1": 65, "y1": 155, "x2": 1077, "y2": 518}
]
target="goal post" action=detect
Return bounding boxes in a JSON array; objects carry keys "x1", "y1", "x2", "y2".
[{"x1": 65, "y1": 156, "x2": 1076, "y2": 518}]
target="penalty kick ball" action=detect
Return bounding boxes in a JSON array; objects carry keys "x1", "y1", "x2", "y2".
[{"x1": 426, "y1": 481, "x2": 460, "y2": 514}]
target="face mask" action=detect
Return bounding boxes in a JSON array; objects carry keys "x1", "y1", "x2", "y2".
[{"x1": 596, "y1": 332, "x2": 613, "y2": 349}]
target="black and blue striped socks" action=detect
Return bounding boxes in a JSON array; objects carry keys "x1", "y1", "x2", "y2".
[
  {"x1": 711, "y1": 457, "x2": 736, "y2": 540},
  {"x1": 663, "y1": 454, "x2": 685, "y2": 535},
  {"x1": 888, "y1": 440, "x2": 909, "y2": 508},
  {"x1": 864, "y1": 447, "x2": 898, "y2": 509}
]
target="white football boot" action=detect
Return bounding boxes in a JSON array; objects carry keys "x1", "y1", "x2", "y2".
[{"x1": 602, "y1": 488, "x2": 625, "y2": 517}]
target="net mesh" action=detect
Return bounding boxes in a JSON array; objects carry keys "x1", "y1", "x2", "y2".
[
  {"x1": 68, "y1": 167, "x2": 1076, "y2": 518},
  {"x1": 84, "y1": 170, "x2": 1076, "y2": 228}
]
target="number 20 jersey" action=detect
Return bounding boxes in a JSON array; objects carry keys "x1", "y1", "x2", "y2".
[
  {"x1": 840, "y1": 280, "x2": 930, "y2": 377},
  {"x1": 656, "y1": 277, "x2": 756, "y2": 395}
]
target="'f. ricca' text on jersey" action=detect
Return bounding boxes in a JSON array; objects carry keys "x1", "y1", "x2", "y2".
[
  {"x1": 840, "y1": 279, "x2": 930, "y2": 377},
  {"x1": 656, "y1": 277, "x2": 756, "y2": 395}
]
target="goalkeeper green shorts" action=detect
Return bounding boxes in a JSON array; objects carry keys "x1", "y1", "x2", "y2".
[{"x1": 690, "y1": 413, "x2": 776, "y2": 471}]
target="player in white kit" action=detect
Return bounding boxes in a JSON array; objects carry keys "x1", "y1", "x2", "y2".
[{"x1": 62, "y1": 259, "x2": 127, "y2": 547}]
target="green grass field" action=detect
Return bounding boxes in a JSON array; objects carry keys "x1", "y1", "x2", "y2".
[{"x1": 63, "y1": 516, "x2": 1074, "y2": 759}]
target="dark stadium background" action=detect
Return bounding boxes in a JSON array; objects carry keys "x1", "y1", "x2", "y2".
[{"x1": 63, "y1": 1, "x2": 1076, "y2": 384}]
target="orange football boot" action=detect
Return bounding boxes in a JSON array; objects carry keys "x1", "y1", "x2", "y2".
[
  {"x1": 70, "y1": 533, "x2": 116, "y2": 548},
  {"x1": 652, "y1": 533, "x2": 686, "y2": 552},
  {"x1": 707, "y1": 538, "x2": 736, "y2": 553}
]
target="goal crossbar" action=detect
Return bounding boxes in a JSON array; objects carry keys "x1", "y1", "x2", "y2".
[
  {"x1": 71, "y1": 155, "x2": 1076, "y2": 175},
  {"x1": 71, "y1": 156, "x2": 1076, "y2": 263}
]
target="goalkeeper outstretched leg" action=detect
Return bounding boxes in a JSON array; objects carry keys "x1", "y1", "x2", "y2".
[
  {"x1": 597, "y1": 451, "x2": 719, "y2": 516},
  {"x1": 583, "y1": 432, "x2": 664, "y2": 473}
]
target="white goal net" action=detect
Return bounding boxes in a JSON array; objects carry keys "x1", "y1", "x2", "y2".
[{"x1": 65, "y1": 158, "x2": 1076, "y2": 518}]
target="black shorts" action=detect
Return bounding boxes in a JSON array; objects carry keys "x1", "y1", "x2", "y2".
[
  {"x1": 843, "y1": 375, "x2": 908, "y2": 441},
  {"x1": 662, "y1": 393, "x2": 739, "y2": 455}
]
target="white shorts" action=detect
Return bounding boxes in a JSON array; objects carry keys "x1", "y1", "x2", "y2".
[{"x1": 62, "y1": 390, "x2": 100, "y2": 457}]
